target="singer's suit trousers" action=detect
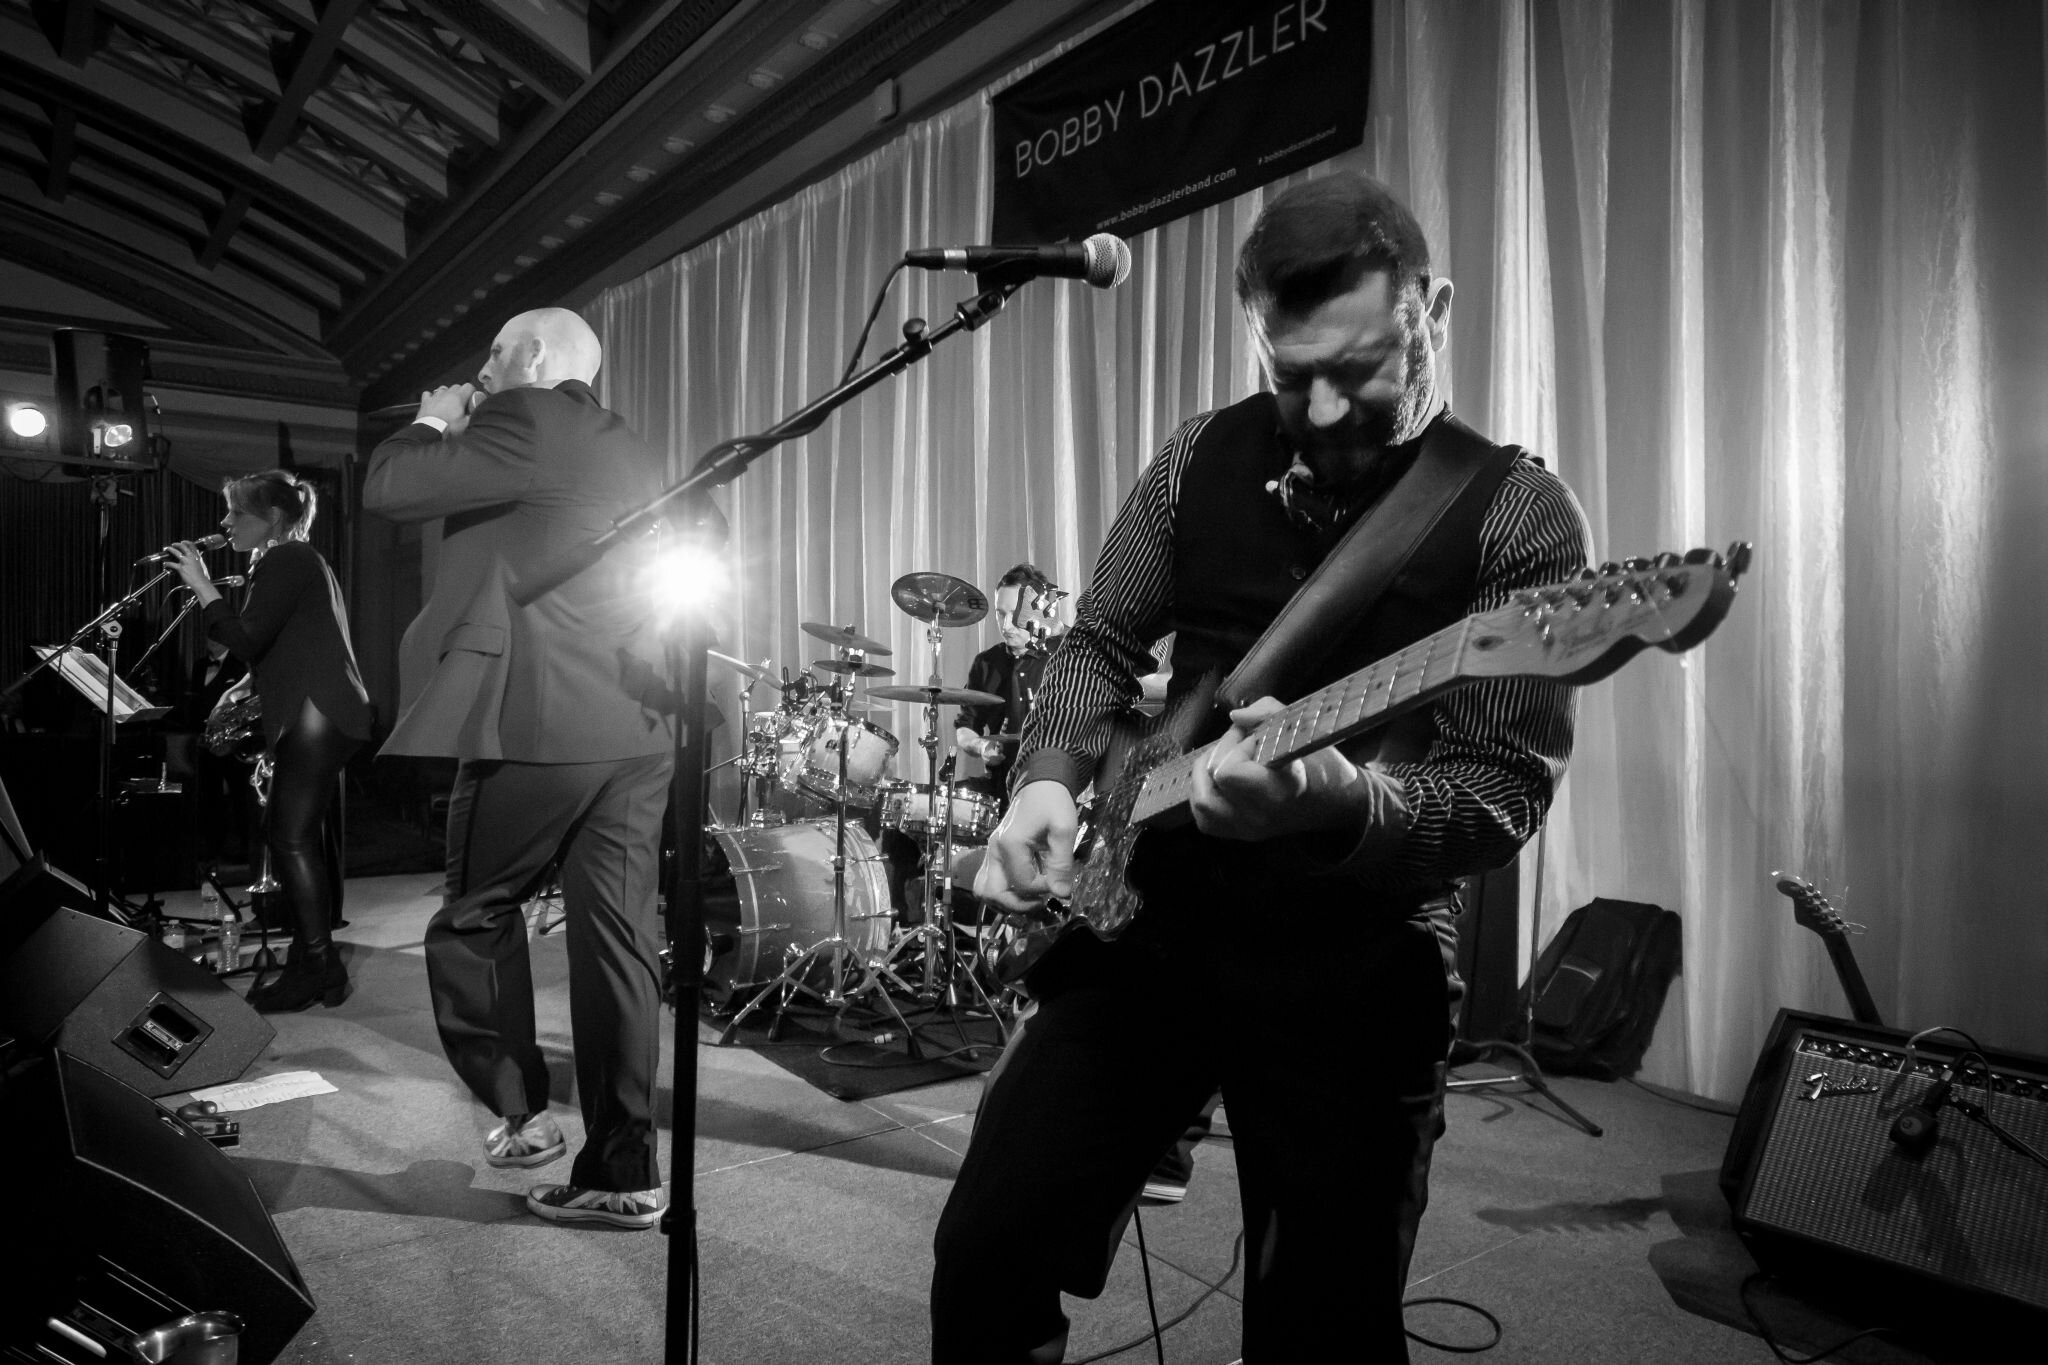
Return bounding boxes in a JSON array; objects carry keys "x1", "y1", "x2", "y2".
[{"x1": 425, "y1": 751, "x2": 672, "y2": 1192}]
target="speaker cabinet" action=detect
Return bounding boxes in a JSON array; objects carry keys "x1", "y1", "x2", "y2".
[
  {"x1": 51, "y1": 328, "x2": 152, "y2": 464},
  {"x1": 0, "y1": 1051, "x2": 313, "y2": 1363},
  {"x1": 1722, "y1": 1010, "x2": 2048, "y2": 1328},
  {"x1": 0, "y1": 909, "x2": 272, "y2": 1096}
]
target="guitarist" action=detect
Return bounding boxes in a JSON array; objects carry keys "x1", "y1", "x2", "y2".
[{"x1": 929, "y1": 172, "x2": 1591, "y2": 1364}]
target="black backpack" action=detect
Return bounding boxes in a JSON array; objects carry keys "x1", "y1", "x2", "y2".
[{"x1": 1518, "y1": 898, "x2": 1682, "y2": 1080}]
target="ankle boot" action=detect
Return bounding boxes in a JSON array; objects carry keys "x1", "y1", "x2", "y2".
[{"x1": 249, "y1": 948, "x2": 348, "y2": 1012}]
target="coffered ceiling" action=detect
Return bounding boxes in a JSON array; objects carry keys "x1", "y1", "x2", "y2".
[{"x1": 0, "y1": 0, "x2": 1114, "y2": 467}]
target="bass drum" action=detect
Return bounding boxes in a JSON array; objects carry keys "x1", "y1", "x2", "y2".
[{"x1": 702, "y1": 819, "x2": 894, "y2": 994}]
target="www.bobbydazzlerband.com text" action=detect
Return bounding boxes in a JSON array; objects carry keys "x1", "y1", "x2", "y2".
[{"x1": 1097, "y1": 168, "x2": 1238, "y2": 230}]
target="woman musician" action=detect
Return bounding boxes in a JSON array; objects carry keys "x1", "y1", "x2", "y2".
[{"x1": 168, "y1": 470, "x2": 372, "y2": 1012}]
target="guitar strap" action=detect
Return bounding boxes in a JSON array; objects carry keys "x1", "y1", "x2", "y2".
[{"x1": 1219, "y1": 412, "x2": 1523, "y2": 708}]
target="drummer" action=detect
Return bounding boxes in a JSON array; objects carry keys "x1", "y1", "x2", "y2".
[{"x1": 954, "y1": 563, "x2": 1067, "y2": 802}]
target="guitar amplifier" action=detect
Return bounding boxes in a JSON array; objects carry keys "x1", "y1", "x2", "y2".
[{"x1": 1721, "y1": 1010, "x2": 2048, "y2": 1326}]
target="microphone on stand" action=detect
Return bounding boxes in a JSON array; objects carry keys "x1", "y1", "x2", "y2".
[
  {"x1": 904, "y1": 233, "x2": 1132, "y2": 289},
  {"x1": 137, "y1": 533, "x2": 228, "y2": 564}
]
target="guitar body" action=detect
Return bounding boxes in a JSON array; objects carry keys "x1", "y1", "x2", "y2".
[{"x1": 1069, "y1": 675, "x2": 1223, "y2": 940}]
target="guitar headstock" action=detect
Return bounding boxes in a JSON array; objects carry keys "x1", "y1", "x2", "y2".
[
  {"x1": 1773, "y1": 872, "x2": 1860, "y2": 939},
  {"x1": 1461, "y1": 544, "x2": 1751, "y2": 684}
]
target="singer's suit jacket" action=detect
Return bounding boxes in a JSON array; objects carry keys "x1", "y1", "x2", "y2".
[{"x1": 362, "y1": 380, "x2": 670, "y2": 763}]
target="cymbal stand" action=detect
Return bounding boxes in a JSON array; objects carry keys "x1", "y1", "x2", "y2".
[
  {"x1": 883, "y1": 622, "x2": 1000, "y2": 1019},
  {"x1": 719, "y1": 657, "x2": 925, "y2": 1056}
]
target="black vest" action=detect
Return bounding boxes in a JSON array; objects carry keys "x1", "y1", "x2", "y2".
[{"x1": 1168, "y1": 394, "x2": 1513, "y2": 762}]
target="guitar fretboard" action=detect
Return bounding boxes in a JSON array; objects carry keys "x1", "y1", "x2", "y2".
[{"x1": 1131, "y1": 616, "x2": 1478, "y2": 825}]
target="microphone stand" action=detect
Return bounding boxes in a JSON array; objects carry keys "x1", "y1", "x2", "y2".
[{"x1": 510, "y1": 277, "x2": 1025, "y2": 1365}]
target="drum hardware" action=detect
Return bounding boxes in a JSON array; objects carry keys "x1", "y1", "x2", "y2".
[
  {"x1": 717, "y1": 637, "x2": 923, "y2": 1052},
  {"x1": 710, "y1": 652, "x2": 786, "y2": 826},
  {"x1": 872, "y1": 571, "x2": 1008, "y2": 1018}
]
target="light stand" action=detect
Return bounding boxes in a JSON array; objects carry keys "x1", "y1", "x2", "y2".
[
  {"x1": 510, "y1": 277, "x2": 1027, "y2": 1365},
  {"x1": 1444, "y1": 818, "x2": 1603, "y2": 1136}
]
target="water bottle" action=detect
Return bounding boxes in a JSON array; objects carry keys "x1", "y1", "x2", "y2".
[{"x1": 205, "y1": 886, "x2": 238, "y2": 973}]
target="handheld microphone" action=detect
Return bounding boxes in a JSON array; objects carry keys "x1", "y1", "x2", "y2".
[
  {"x1": 366, "y1": 389, "x2": 487, "y2": 422},
  {"x1": 904, "y1": 233, "x2": 1131, "y2": 289},
  {"x1": 138, "y1": 533, "x2": 228, "y2": 564}
]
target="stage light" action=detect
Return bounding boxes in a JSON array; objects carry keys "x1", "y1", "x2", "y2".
[
  {"x1": 6, "y1": 403, "x2": 46, "y2": 438},
  {"x1": 644, "y1": 539, "x2": 728, "y2": 620},
  {"x1": 100, "y1": 422, "x2": 135, "y2": 449}
]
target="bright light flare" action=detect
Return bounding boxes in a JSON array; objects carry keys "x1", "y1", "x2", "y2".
[
  {"x1": 5, "y1": 404, "x2": 46, "y2": 438},
  {"x1": 101, "y1": 422, "x2": 135, "y2": 448},
  {"x1": 643, "y1": 540, "x2": 728, "y2": 619}
]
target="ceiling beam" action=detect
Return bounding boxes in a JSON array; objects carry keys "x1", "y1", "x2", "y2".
[
  {"x1": 248, "y1": 0, "x2": 501, "y2": 147},
  {"x1": 406, "y1": 0, "x2": 586, "y2": 106},
  {"x1": 330, "y1": 0, "x2": 752, "y2": 357},
  {"x1": 96, "y1": 0, "x2": 445, "y2": 200},
  {"x1": 0, "y1": 6, "x2": 406, "y2": 264},
  {"x1": 198, "y1": 187, "x2": 255, "y2": 271},
  {"x1": 251, "y1": 0, "x2": 369, "y2": 161},
  {"x1": 39, "y1": 102, "x2": 76, "y2": 200},
  {"x1": 55, "y1": 0, "x2": 102, "y2": 65},
  {"x1": 356, "y1": 0, "x2": 1015, "y2": 400}
]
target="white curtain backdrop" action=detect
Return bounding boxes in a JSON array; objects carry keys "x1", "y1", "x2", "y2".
[{"x1": 590, "y1": 0, "x2": 2048, "y2": 1102}]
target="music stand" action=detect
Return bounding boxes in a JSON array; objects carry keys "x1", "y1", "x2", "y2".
[{"x1": 27, "y1": 641, "x2": 169, "y2": 927}]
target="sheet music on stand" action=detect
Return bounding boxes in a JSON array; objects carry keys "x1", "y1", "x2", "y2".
[{"x1": 32, "y1": 645, "x2": 170, "y2": 723}]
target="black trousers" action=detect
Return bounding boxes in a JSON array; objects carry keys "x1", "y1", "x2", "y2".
[
  {"x1": 266, "y1": 701, "x2": 361, "y2": 955},
  {"x1": 426, "y1": 752, "x2": 672, "y2": 1192},
  {"x1": 931, "y1": 856, "x2": 1460, "y2": 1364}
]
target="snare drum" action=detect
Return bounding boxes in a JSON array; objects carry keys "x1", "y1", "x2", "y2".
[
  {"x1": 879, "y1": 782, "x2": 1002, "y2": 845},
  {"x1": 788, "y1": 713, "x2": 899, "y2": 807},
  {"x1": 702, "y1": 819, "x2": 893, "y2": 992}
]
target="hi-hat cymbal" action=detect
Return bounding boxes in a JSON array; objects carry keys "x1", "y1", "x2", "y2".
[
  {"x1": 800, "y1": 621, "x2": 891, "y2": 654},
  {"x1": 811, "y1": 658, "x2": 895, "y2": 678},
  {"x1": 890, "y1": 571, "x2": 989, "y2": 627},
  {"x1": 708, "y1": 650, "x2": 782, "y2": 690},
  {"x1": 867, "y1": 684, "x2": 1005, "y2": 707}
]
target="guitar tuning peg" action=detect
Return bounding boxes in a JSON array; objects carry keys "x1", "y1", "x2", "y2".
[
  {"x1": 1652, "y1": 551, "x2": 1682, "y2": 568},
  {"x1": 1622, "y1": 556, "x2": 1651, "y2": 572},
  {"x1": 1597, "y1": 561, "x2": 1621, "y2": 576},
  {"x1": 1683, "y1": 547, "x2": 1714, "y2": 564}
]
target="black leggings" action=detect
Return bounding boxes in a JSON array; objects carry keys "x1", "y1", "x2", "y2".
[{"x1": 266, "y1": 700, "x2": 360, "y2": 955}]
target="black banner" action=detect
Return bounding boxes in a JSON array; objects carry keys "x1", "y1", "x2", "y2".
[{"x1": 990, "y1": 0, "x2": 1370, "y2": 245}]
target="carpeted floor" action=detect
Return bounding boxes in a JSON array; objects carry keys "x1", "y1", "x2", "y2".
[{"x1": 135, "y1": 874, "x2": 1953, "y2": 1365}]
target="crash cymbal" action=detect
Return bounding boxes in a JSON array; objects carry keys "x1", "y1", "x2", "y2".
[
  {"x1": 811, "y1": 658, "x2": 895, "y2": 678},
  {"x1": 890, "y1": 571, "x2": 989, "y2": 627},
  {"x1": 867, "y1": 684, "x2": 1006, "y2": 707},
  {"x1": 708, "y1": 650, "x2": 782, "y2": 690},
  {"x1": 799, "y1": 621, "x2": 891, "y2": 654}
]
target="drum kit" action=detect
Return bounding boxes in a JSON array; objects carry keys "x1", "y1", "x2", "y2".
[{"x1": 705, "y1": 569, "x2": 1024, "y2": 1047}]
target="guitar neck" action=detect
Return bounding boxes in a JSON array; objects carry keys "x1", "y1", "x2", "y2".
[
  {"x1": 1131, "y1": 617, "x2": 1478, "y2": 826},
  {"x1": 1824, "y1": 936, "x2": 1883, "y2": 1027}
]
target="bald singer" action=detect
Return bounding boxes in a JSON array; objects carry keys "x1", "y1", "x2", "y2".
[{"x1": 364, "y1": 307, "x2": 675, "y2": 1230}]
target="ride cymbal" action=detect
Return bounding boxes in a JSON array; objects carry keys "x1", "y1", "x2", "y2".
[
  {"x1": 889, "y1": 572, "x2": 989, "y2": 627},
  {"x1": 867, "y1": 684, "x2": 1005, "y2": 707},
  {"x1": 799, "y1": 621, "x2": 891, "y2": 654}
]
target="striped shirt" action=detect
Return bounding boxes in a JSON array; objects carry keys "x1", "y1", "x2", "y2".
[{"x1": 1013, "y1": 407, "x2": 1594, "y2": 883}]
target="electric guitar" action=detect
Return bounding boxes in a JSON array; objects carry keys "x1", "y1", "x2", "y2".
[
  {"x1": 1773, "y1": 873, "x2": 1883, "y2": 1026},
  {"x1": 1067, "y1": 545, "x2": 1754, "y2": 940}
]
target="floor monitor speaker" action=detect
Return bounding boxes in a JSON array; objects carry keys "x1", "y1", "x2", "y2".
[
  {"x1": 0, "y1": 1051, "x2": 312, "y2": 1363},
  {"x1": 1722, "y1": 1010, "x2": 2048, "y2": 1331},
  {"x1": 0, "y1": 908, "x2": 273, "y2": 1096}
]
